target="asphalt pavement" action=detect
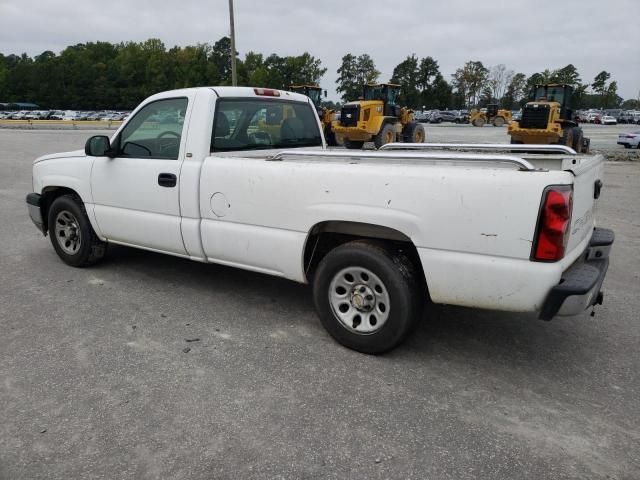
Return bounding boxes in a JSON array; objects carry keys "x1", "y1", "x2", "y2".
[{"x1": 1, "y1": 129, "x2": 639, "y2": 479}]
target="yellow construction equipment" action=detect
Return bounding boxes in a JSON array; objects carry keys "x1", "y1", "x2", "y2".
[
  {"x1": 469, "y1": 104, "x2": 512, "y2": 127},
  {"x1": 289, "y1": 85, "x2": 339, "y2": 146},
  {"x1": 331, "y1": 83, "x2": 425, "y2": 149},
  {"x1": 508, "y1": 84, "x2": 589, "y2": 153}
]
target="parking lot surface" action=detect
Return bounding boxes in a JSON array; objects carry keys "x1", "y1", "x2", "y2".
[{"x1": 1, "y1": 129, "x2": 639, "y2": 479}]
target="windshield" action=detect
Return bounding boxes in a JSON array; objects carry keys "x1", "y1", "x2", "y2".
[
  {"x1": 363, "y1": 85, "x2": 399, "y2": 105},
  {"x1": 211, "y1": 98, "x2": 322, "y2": 152},
  {"x1": 533, "y1": 86, "x2": 566, "y2": 104},
  {"x1": 306, "y1": 88, "x2": 322, "y2": 106}
]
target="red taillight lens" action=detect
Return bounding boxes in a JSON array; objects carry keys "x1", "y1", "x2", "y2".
[
  {"x1": 533, "y1": 186, "x2": 573, "y2": 261},
  {"x1": 254, "y1": 88, "x2": 280, "y2": 97}
]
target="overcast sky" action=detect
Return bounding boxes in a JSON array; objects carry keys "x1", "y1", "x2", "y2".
[{"x1": 1, "y1": 0, "x2": 639, "y2": 101}]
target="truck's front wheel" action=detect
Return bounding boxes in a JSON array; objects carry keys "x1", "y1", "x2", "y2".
[
  {"x1": 48, "y1": 194, "x2": 106, "y2": 267},
  {"x1": 313, "y1": 241, "x2": 422, "y2": 354}
]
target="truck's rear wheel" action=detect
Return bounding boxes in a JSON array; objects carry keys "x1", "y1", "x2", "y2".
[
  {"x1": 48, "y1": 194, "x2": 106, "y2": 267},
  {"x1": 403, "y1": 122, "x2": 425, "y2": 143},
  {"x1": 472, "y1": 117, "x2": 486, "y2": 127},
  {"x1": 344, "y1": 139, "x2": 364, "y2": 149},
  {"x1": 373, "y1": 124, "x2": 396, "y2": 149},
  {"x1": 313, "y1": 241, "x2": 422, "y2": 354}
]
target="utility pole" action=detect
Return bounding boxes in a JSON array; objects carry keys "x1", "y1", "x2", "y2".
[{"x1": 228, "y1": 0, "x2": 237, "y2": 86}]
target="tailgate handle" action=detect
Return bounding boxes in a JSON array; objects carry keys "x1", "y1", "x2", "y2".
[
  {"x1": 594, "y1": 179, "x2": 603, "y2": 199},
  {"x1": 158, "y1": 173, "x2": 177, "y2": 187}
]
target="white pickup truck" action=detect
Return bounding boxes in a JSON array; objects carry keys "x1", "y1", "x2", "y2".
[{"x1": 26, "y1": 86, "x2": 614, "y2": 353}]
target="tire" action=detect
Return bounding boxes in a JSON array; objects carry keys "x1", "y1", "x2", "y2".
[
  {"x1": 403, "y1": 122, "x2": 425, "y2": 143},
  {"x1": 313, "y1": 240, "x2": 422, "y2": 354},
  {"x1": 558, "y1": 127, "x2": 574, "y2": 148},
  {"x1": 344, "y1": 139, "x2": 364, "y2": 149},
  {"x1": 492, "y1": 116, "x2": 505, "y2": 127},
  {"x1": 48, "y1": 194, "x2": 106, "y2": 267},
  {"x1": 623, "y1": 144, "x2": 631, "y2": 149},
  {"x1": 324, "y1": 125, "x2": 338, "y2": 147},
  {"x1": 472, "y1": 117, "x2": 486, "y2": 127},
  {"x1": 373, "y1": 123, "x2": 396, "y2": 149},
  {"x1": 572, "y1": 127, "x2": 584, "y2": 153}
]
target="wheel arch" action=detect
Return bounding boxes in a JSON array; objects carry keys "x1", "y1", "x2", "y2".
[
  {"x1": 302, "y1": 220, "x2": 428, "y2": 294},
  {"x1": 39, "y1": 186, "x2": 83, "y2": 234}
]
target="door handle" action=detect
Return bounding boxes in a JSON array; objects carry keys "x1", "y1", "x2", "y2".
[{"x1": 158, "y1": 173, "x2": 177, "y2": 187}]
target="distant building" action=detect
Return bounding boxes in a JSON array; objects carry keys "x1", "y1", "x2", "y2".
[{"x1": 0, "y1": 102, "x2": 40, "y2": 110}]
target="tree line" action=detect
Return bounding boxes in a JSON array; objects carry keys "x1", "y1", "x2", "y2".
[{"x1": 1, "y1": 36, "x2": 638, "y2": 111}]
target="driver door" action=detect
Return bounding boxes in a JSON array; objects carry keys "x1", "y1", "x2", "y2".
[{"x1": 91, "y1": 96, "x2": 191, "y2": 255}]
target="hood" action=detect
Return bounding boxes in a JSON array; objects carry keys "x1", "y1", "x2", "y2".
[{"x1": 34, "y1": 149, "x2": 85, "y2": 164}]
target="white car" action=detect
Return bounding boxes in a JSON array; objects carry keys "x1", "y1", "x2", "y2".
[
  {"x1": 617, "y1": 131, "x2": 640, "y2": 149},
  {"x1": 26, "y1": 86, "x2": 614, "y2": 353},
  {"x1": 601, "y1": 115, "x2": 617, "y2": 125}
]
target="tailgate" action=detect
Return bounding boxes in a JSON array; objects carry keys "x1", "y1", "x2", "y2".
[{"x1": 565, "y1": 154, "x2": 605, "y2": 254}]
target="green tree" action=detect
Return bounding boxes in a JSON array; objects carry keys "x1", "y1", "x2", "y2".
[
  {"x1": 390, "y1": 54, "x2": 420, "y2": 107},
  {"x1": 451, "y1": 61, "x2": 489, "y2": 107},
  {"x1": 502, "y1": 72, "x2": 527, "y2": 108},
  {"x1": 336, "y1": 53, "x2": 379, "y2": 102},
  {"x1": 550, "y1": 64, "x2": 582, "y2": 86},
  {"x1": 621, "y1": 98, "x2": 640, "y2": 110}
]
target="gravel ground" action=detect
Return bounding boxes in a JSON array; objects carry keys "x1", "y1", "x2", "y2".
[{"x1": 1, "y1": 129, "x2": 639, "y2": 480}]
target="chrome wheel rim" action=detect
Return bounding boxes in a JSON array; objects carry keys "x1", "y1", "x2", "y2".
[
  {"x1": 328, "y1": 267, "x2": 390, "y2": 334},
  {"x1": 54, "y1": 210, "x2": 82, "y2": 255}
]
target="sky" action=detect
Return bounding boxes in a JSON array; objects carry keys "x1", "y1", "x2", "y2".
[{"x1": 1, "y1": 0, "x2": 639, "y2": 101}]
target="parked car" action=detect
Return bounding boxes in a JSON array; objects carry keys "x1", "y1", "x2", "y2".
[
  {"x1": 11, "y1": 111, "x2": 28, "y2": 120},
  {"x1": 429, "y1": 110, "x2": 460, "y2": 123},
  {"x1": 26, "y1": 86, "x2": 614, "y2": 354},
  {"x1": 617, "y1": 131, "x2": 640, "y2": 149},
  {"x1": 412, "y1": 110, "x2": 429, "y2": 123},
  {"x1": 62, "y1": 112, "x2": 79, "y2": 121},
  {"x1": 601, "y1": 116, "x2": 617, "y2": 125},
  {"x1": 585, "y1": 112, "x2": 601, "y2": 123}
]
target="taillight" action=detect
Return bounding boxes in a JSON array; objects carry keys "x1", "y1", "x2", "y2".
[
  {"x1": 254, "y1": 88, "x2": 280, "y2": 97},
  {"x1": 532, "y1": 185, "x2": 573, "y2": 262}
]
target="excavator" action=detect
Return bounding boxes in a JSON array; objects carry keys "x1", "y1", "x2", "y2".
[
  {"x1": 469, "y1": 104, "x2": 512, "y2": 127},
  {"x1": 331, "y1": 83, "x2": 425, "y2": 149},
  {"x1": 508, "y1": 84, "x2": 589, "y2": 153},
  {"x1": 289, "y1": 85, "x2": 338, "y2": 146}
]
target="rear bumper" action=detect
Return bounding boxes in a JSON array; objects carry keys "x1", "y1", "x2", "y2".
[
  {"x1": 26, "y1": 193, "x2": 45, "y2": 234},
  {"x1": 539, "y1": 228, "x2": 614, "y2": 320}
]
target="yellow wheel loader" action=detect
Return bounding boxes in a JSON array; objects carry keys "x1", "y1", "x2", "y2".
[
  {"x1": 469, "y1": 104, "x2": 512, "y2": 127},
  {"x1": 289, "y1": 85, "x2": 339, "y2": 146},
  {"x1": 508, "y1": 84, "x2": 589, "y2": 153},
  {"x1": 331, "y1": 83, "x2": 425, "y2": 149}
]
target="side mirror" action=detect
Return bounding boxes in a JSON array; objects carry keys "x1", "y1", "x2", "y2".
[{"x1": 85, "y1": 135, "x2": 114, "y2": 157}]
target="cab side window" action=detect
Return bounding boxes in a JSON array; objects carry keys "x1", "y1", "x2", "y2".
[{"x1": 118, "y1": 98, "x2": 188, "y2": 160}]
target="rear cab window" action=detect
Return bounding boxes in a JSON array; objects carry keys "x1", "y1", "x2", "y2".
[{"x1": 211, "y1": 98, "x2": 322, "y2": 152}]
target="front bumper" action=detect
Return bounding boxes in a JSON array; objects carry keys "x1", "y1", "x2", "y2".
[
  {"x1": 26, "y1": 193, "x2": 46, "y2": 235},
  {"x1": 539, "y1": 228, "x2": 614, "y2": 320}
]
